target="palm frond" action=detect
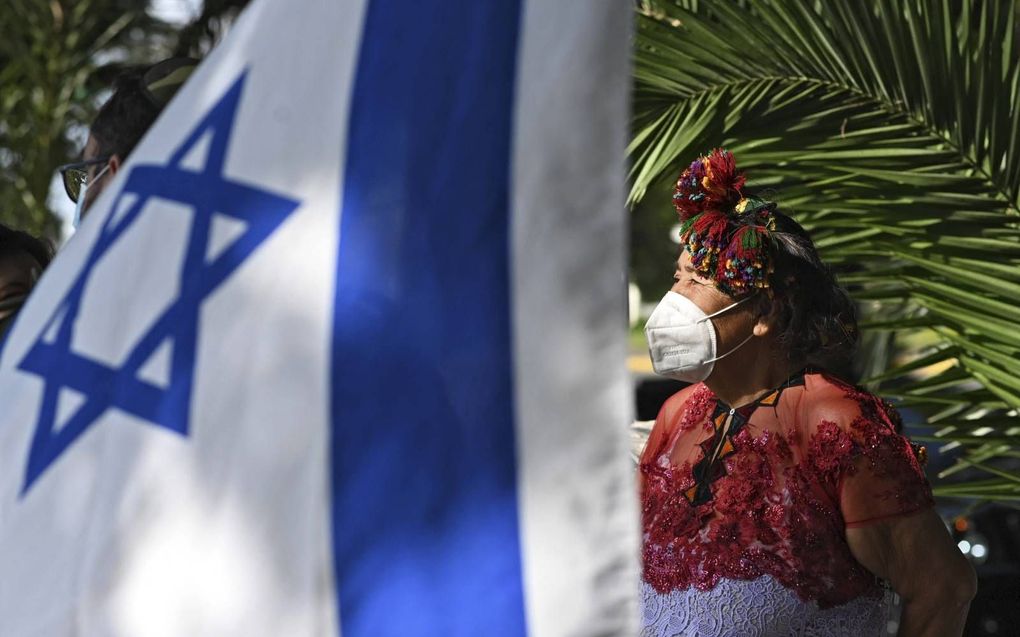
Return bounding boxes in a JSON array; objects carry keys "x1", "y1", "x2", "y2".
[{"x1": 630, "y1": 0, "x2": 1020, "y2": 501}]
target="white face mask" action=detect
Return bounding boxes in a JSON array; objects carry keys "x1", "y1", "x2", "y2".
[{"x1": 644, "y1": 290, "x2": 757, "y2": 383}]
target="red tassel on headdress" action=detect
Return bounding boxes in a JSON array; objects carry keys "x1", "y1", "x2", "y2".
[
  {"x1": 672, "y1": 148, "x2": 746, "y2": 220},
  {"x1": 703, "y1": 149, "x2": 744, "y2": 200},
  {"x1": 697, "y1": 212, "x2": 730, "y2": 250},
  {"x1": 717, "y1": 225, "x2": 773, "y2": 293}
]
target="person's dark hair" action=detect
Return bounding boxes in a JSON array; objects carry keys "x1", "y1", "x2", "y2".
[
  {"x1": 0, "y1": 223, "x2": 54, "y2": 270},
  {"x1": 90, "y1": 69, "x2": 162, "y2": 161},
  {"x1": 746, "y1": 211, "x2": 859, "y2": 371},
  {"x1": 91, "y1": 67, "x2": 165, "y2": 160},
  {"x1": 90, "y1": 58, "x2": 198, "y2": 161}
]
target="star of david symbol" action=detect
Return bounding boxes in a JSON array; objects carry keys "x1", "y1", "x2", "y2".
[{"x1": 18, "y1": 71, "x2": 300, "y2": 495}]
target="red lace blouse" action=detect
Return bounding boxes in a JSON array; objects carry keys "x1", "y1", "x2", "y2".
[{"x1": 639, "y1": 367, "x2": 935, "y2": 609}]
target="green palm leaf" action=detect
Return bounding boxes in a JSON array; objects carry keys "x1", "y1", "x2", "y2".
[{"x1": 631, "y1": 0, "x2": 1020, "y2": 502}]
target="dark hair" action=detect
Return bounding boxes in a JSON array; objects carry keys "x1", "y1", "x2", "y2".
[
  {"x1": 0, "y1": 223, "x2": 54, "y2": 270},
  {"x1": 90, "y1": 70, "x2": 162, "y2": 161},
  {"x1": 90, "y1": 58, "x2": 199, "y2": 161},
  {"x1": 747, "y1": 211, "x2": 859, "y2": 371}
]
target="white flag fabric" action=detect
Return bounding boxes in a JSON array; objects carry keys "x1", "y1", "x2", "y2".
[{"x1": 0, "y1": 0, "x2": 637, "y2": 635}]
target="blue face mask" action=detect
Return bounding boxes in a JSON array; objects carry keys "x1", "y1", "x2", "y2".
[{"x1": 72, "y1": 163, "x2": 110, "y2": 229}]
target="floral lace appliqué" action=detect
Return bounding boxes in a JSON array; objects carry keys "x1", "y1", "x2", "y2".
[
  {"x1": 640, "y1": 372, "x2": 934, "y2": 612},
  {"x1": 678, "y1": 385, "x2": 717, "y2": 434}
]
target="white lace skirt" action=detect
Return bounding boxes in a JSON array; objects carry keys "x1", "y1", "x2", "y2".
[{"x1": 640, "y1": 576, "x2": 896, "y2": 636}]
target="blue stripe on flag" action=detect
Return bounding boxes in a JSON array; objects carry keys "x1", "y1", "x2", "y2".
[{"x1": 330, "y1": 2, "x2": 526, "y2": 636}]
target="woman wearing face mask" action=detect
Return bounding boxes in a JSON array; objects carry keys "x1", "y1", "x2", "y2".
[{"x1": 639, "y1": 150, "x2": 975, "y2": 636}]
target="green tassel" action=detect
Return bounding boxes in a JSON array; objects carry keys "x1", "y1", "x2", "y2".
[
  {"x1": 741, "y1": 227, "x2": 761, "y2": 250},
  {"x1": 677, "y1": 213, "x2": 701, "y2": 238}
]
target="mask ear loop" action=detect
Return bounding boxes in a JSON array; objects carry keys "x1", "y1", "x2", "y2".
[
  {"x1": 703, "y1": 331, "x2": 754, "y2": 364},
  {"x1": 698, "y1": 290, "x2": 759, "y2": 322},
  {"x1": 699, "y1": 290, "x2": 761, "y2": 363}
]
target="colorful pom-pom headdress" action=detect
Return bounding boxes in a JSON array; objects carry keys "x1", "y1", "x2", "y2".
[{"x1": 673, "y1": 149, "x2": 778, "y2": 297}]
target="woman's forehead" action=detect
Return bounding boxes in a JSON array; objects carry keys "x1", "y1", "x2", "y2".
[{"x1": 677, "y1": 250, "x2": 691, "y2": 268}]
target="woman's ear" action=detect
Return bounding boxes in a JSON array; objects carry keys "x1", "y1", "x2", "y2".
[
  {"x1": 107, "y1": 154, "x2": 121, "y2": 177},
  {"x1": 751, "y1": 295, "x2": 776, "y2": 337}
]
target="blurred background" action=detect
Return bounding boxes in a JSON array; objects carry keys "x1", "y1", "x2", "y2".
[{"x1": 2, "y1": 1, "x2": 1018, "y2": 634}]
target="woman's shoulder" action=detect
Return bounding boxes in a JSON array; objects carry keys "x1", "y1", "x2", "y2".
[
  {"x1": 654, "y1": 382, "x2": 713, "y2": 428},
  {"x1": 799, "y1": 369, "x2": 901, "y2": 433},
  {"x1": 664, "y1": 382, "x2": 713, "y2": 413},
  {"x1": 640, "y1": 383, "x2": 715, "y2": 466}
]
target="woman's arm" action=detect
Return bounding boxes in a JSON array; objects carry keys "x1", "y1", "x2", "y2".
[{"x1": 845, "y1": 508, "x2": 976, "y2": 637}]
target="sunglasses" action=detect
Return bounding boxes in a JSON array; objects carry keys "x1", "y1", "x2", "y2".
[{"x1": 57, "y1": 157, "x2": 111, "y2": 204}]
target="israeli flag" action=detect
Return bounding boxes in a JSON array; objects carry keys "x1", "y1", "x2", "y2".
[{"x1": 0, "y1": 0, "x2": 636, "y2": 635}]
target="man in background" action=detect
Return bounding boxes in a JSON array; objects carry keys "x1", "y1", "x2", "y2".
[{"x1": 57, "y1": 57, "x2": 198, "y2": 226}]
